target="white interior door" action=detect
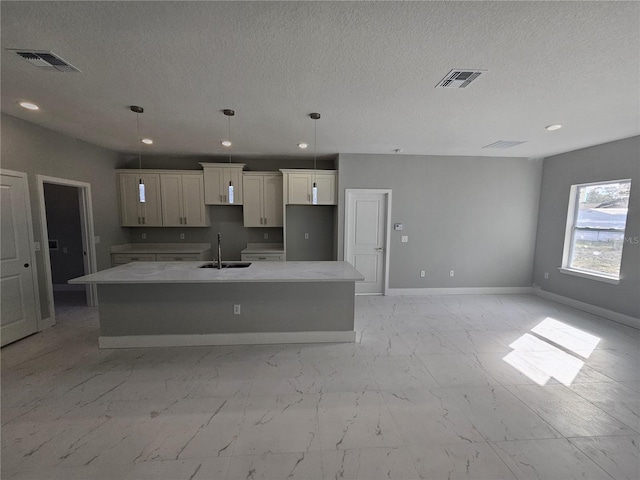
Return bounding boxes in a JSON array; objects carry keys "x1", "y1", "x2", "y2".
[
  {"x1": 345, "y1": 190, "x2": 390, "y2": 295},
  {"x1": 1, "y1": 172, "x2": 39, "y2": 346}
]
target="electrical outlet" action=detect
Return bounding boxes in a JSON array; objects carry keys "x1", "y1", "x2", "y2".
[
  {"x1": 420, "y1": 270, "x2": 425, "y2": 278},
  {"x1": 544, "y1": 272, "x2": 549, "y2": 279},
  {"x1": 94, "y1": 236, "x2": 101, "y2": 244},
  {"x1": 449, "y1": 270, "x2": 455, "y2": 277},
  {"x1": 34, "y1": 242, "x2": 41, "y2": 252},
  {"x1": 141, "y1": 233, "x2": 146, "y2": 240},
  {"x1": 264, "y1": 233, "x2": 268, "y2": 240},
  {"x1": 180, "y1": 233, "x2": 185, "y2": 240},
  {"x1": 234, "y1": 304, "x2": 241, "y2": 315},
  {"x1": 401, "y1": 236, "x2": 408, "y2": 243},
  {"x1": 304, "y1": 233, "x2": 309, "y2": 240},
  {"x1": 63, "y1": 247, "x2": 68, "y2": 254}
]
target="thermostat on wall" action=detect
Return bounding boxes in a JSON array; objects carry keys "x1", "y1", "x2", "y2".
[{"x1": 394, "y1": 223, "x2": 403, "y2": 231}]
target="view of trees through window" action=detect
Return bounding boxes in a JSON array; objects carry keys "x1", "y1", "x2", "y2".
[{"x1": 569, "y1": 180, "x2": 630, "y2": 277}]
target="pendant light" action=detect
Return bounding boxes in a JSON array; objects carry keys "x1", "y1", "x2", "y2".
[
  {"x1": 131, "y1": 105, "x2": 145, "y2": 203},
  {"x1": 223, "y1": 109, "x2": 235, "y2": 204},
  {"x1": 310, "y1": 112, "x2": 320, "y2": 205}
]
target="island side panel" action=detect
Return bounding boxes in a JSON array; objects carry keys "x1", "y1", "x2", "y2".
[{"x1": 97, "y1": 282, "x2": 355, "y2": 337}]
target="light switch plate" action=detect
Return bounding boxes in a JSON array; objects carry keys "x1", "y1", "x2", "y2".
[
  {"x1": 401, "y1": 236, "x2": 408, "y2": 243},
  {"x1": 394, "y1": 223, "x2": 403, "y2": 231},
  {"x1": 94, "y1": 236, "x2": 101, "y2": 244},
  {"x1": 34, "y1": 241, "x2": 41, "y2": 252}
]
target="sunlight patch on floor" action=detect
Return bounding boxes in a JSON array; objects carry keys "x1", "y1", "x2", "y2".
[{"x1": 503, "y1": 318, "x2": 601, "y2": 386}]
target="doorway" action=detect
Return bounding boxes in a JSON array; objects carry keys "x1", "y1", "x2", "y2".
[
  {"x1": 37, "y1": 176, "x2": 97, "y2": 321},
  {"x1": 344, "y1": 189, "x2": 392, "y2": 295}
]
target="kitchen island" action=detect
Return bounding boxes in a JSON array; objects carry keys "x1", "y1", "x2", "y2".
[{"x1": 69, "y1": 261, "x2": 363, "y2": 348}]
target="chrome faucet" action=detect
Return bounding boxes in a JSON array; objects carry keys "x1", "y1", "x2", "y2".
[{"x1": 217, "y1": 232, "x2": 222, "y2": 269}]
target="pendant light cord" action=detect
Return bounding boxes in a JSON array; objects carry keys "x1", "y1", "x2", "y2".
[
  {"x1": 228, "y1": 114, "x2": 232, "y2": 165},
  {"x1": 136, "y1": 111, "x2": 142, "y2": 173},
  {"x1": 313, "y1": 115, "x2": 317, "y2": 185}
]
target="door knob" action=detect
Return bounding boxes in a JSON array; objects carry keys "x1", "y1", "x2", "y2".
[
  {"x1": 375, "y1": 248, "x2": 384, "y2": 252},
  {"x1": 24, "y1": 263, "x2": 29, "y2": 268}
]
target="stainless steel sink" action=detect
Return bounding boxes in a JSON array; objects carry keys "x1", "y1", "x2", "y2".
[{"x1": 199, "y1": 262, "x2": 252, "y2": 269}]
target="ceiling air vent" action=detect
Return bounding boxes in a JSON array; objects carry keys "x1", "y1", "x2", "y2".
[
  {"x1": 10, "y1": 50, "x2": 81, "y2": 73},
  {"x1": 482, "y1": 140, "x2": 527, "y2": 149},
  {"x1": 436, "y1": 69, "x2": 485, "y2": 88}
]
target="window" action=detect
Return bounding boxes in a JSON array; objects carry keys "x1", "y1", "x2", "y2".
[{"x1": 562, "y1": 179, "x2": 631, "y2": 281}]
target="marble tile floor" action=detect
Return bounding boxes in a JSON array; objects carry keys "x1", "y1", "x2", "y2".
[{"x1": 1, "y1": 294, "x2": 638, "y2": 480}]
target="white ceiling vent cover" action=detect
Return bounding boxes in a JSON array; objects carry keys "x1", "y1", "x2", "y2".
[
  {"x1": 436, "y1": 69, "x2": 485, "y2": 88},
  {"x1": 482, "y1": 140, "x2": 527, "y2": 149},
  {"x1": 10, "y1": 50, "x2": 81, "y2": 73}
]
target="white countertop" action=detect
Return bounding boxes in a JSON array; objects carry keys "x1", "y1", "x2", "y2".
[
  {"x1": 111, "y1": 243, "x2": 212, "y2": 254},
  {"x1": 241, "y1": 243, "x2": 284, "y2": 254},
  {"x1": 70, "y1": 261, "x2": 364, "y2": 284}
]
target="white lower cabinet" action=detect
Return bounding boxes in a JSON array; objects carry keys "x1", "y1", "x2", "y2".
[
  {"x1": 243, "y1": 172, "x2": 283, "y2": 227},
  {"x1": 240, "y1": 253, "x2": 285, "y2": 261}
]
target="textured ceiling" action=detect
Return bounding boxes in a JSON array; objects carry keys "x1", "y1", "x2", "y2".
[{"x1": 1, "y1": 1, "x2": 639, "y2": 159}]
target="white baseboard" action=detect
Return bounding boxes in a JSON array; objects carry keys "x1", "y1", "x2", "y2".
[
  {"x1": 533, "y1": 287, "x2": 640, "y2": 330},
  {"x1": 387, "y1": 287, "x2": 533, "y2": 296},
  {"x1": 99, "y1": 330, "x2": 357, "y2": 349},
  {"x1": 53, "y1": 284, "x2": 85, "y2": 292}
]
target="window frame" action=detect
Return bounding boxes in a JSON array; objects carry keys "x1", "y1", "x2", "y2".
[{"x1": 560, "y1": 178, "x2": 631, "y2": 284}]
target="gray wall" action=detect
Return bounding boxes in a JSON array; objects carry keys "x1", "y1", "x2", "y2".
[
  {"x1": 533, "y1": 136, "x2": 640, "y2": 318},
  {"x1": 286, "y1": 206, "x2": 336, "y2": 261},
  {"x1": 337, "y1": 153, "x2": 543, "y2": 289},
  {"x1": 1, "y1": 114, "x2": 129, "y2": 319},
  {"x1": 43, "y1": 184, "x2": 85, "y2": 285},
  {"x1": 130, "y1": 206, "x2": 284, "y2": 261}
]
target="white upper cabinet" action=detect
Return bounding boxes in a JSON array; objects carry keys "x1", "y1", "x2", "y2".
[
  {"x1": 160, "y1": 173, "x2": 209, "y2": 227},
  {"x1": 118, "y1": 172, "x2": 163, "y2": 227},
  {"x1": 243, "y1": 172, "x2": 283, "y2": 227},
  {"x1": 280, "y1": 169, "x2": 337, "y2": 205},
  {"x1": 199, "y1": 163, "x2": 245, "y2": 205},
  {"x1": 117, "y1": 170, "x2": 208, "y2": 227}
]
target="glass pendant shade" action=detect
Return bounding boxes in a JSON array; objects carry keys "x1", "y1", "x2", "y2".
[
  {"x1": 312, "y1": 183, "x2": 318, "y2": 205},
  {"x1": 138, "y1": 180, "x2": 146, "y2": 203},
  {"x1": 228, "y1": 182, "x2": 234, "y2": 204}
]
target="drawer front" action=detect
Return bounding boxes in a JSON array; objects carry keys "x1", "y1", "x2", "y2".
[
  {"x1": 155, "y1": 253, "x2": 203, "y2": 261},
  {"x1": 113, "y1": 253, "x2": 157, "y2": 264},
  {"x1": 241, "y1": 253, "x2": 284, "y2": 261}
]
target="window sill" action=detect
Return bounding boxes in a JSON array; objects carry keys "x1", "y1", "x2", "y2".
[{"x1": 558, "y1": 267, "x2": 620, "y2": 285}]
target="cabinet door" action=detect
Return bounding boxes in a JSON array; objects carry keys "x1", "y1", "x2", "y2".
[
  {"x1": 181, "y1": 174, "x2": 209, "y2": 226},
  {"x1": 203, "y1": 167, "x2": 224, "y2": 205},
  {"x1": 119, "y1": 173, "x2": 143, "y2": 226},
  {"x1": 119, "y1": 172, "x2": 162, "y2": 226},
  {"x1": 160, "y1": 174, "x2": 183, "y2": 226},
  {"x1": 315, "y1": 173, "x2": 337, "y2": 205},
  {"x1": 288, "y1": 173, "x2": 311, "y2": 204},
  {"x1": 263, "y1": 174, "x2": 283, "y2": 226},
  {"x1": 242, "y1": 175, "x2": 263, "y2": 227}
]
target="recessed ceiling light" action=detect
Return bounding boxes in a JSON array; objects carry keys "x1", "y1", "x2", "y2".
[
  {"x1": 298, "y1": 143, "x2": 308, "y2": 149},
  {"x1": 19, "y1": 101, "x2": 39, "y2": 110},
  {"x1": 545, "y1": 124, "x2": 562, "y2": 131},
  {"x1": 221, "y1": 140, "x2": 232, "y2": 147},
  {"x1": 141, "y1": 138, "x2": 153, "y2": 145}
]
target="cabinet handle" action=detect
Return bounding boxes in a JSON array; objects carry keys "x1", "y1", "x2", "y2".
[
  {"x1": 308, "y1": 194, "x2": 311, "y2": 202},
  {"x1": 184, "y1": 217, "x2": 187, "y2": 225},
  {"x1": 260, "y1": 217, "x2": 263, "y2": 225},
  {"x1": 142, "y1": 217, "x2": 146, "y2": 225},
  {"x1": 220, "y1": 194, "x2": 223, "y2": 203}
]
